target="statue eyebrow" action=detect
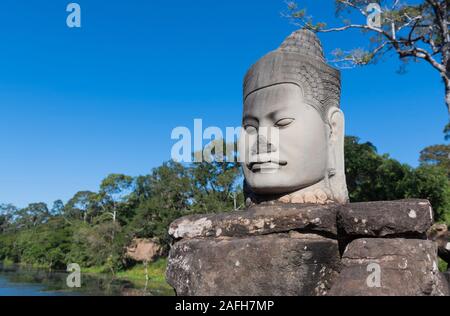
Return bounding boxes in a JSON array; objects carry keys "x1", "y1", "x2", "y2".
[
  {"x1": 266, "y1": 108, "x2": 289, "y2": 120},
  {"x1": 242, "y1": 115, "x2": 259, "y2": 123}
]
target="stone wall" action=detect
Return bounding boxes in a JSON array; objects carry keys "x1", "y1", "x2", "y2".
[{"x1": 166, "y1": 200, "x2": 449, "y2": 296}]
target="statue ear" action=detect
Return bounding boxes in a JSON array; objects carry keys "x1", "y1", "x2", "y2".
[{"x1": 327, "y1": 107, "x2": 349, "y2": 204}]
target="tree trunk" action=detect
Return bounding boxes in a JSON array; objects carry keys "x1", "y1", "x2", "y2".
[
  {"x1": 144, "y1": 261, "x2": 149, "y2": 293},
  {"x1": 445, "y1": 76, "x2": 450, "y2": 118}
]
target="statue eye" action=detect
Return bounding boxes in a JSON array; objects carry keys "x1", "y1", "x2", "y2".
[
  {"x1": 244, "y1": 125, "x2": 258, "y2": 135},
  {"x1": 275, "y1": 118, "x2": 295, "y2": 128}
]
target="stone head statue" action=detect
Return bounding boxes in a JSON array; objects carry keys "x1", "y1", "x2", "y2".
[{"x1": 239, "y1": 29, "x2": 349, "y2": 206}]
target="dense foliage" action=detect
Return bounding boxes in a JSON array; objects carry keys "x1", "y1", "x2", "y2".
[
  {"x1": 346, "y1": 137, "x2": 450, "y2": 222},
  {"x1": 0, "y1": 150, "x2": 243, "y2": 271},
  {"x1": 0, "y1": 137, "x2": 449, "y2": 271}
]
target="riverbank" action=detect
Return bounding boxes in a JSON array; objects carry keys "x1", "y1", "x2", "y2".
[
  {"x1": 83, "y1": 258, "x2": 173, "y2": 294},
  {"x1": 0, "y1": 258, "x2": 174, "y2": 296}
]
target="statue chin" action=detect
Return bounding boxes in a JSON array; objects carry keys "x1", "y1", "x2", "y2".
[
  {"x1": 244, "y1": 175, "x2": 336, "y2": 206},
  {"x1": 248, "y1": 184, "x2": 297, "y2": 196},
  {"x1": 250, "y1": 185, "x2": 305, "y2": 196},
  {"x1": 245, "y1": 173, "x2": 325, "y2": 196}
]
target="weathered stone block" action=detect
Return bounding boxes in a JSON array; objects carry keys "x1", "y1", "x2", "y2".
[
  {"x1": 337, "y1": 200, "x2": 433, "y2": 239},
  {"x1": 167, "y1": 200, "x2": 448, "y2": 296},
  {"x1": 329, "y1": 238, "x2": 449, "y2": 296},
  {"x1": 167, "y1": 233, "x2": 340, "y2": 296},
  {"x1": 169, "y1": 203, "x2": 338, "y2": 240}
]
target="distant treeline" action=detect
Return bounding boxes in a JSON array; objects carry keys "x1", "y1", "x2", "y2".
[{"x1": 0, "y1": 136, "x2": 449, "y2": 272}]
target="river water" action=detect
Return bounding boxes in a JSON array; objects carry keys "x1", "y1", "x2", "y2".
[{"x1": 0, "y1": 263, "x2": 172, "y2": 296}]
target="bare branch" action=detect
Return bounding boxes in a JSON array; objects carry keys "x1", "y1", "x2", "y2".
[
  {"x1": 421, "y1": 25, "x2": 441, "y2": 54},
  {"x1": 316, "y1": 22, "x2": 445, "y2": 76},
  {"x1": 336, "y1": 0, "x2": 368, "y2": 16},
  {"x1": 393, "y1": 0, "x2": 401, "y2": 10},
  {"x1": 372, "y1": 41, "x2": 390, "y2": 56},
  {"x1": 330, "y1": 42, "x2": 390, "y2": 69},
  {"x1": 285, "y1": 0, "x2": 450, "y2": 115},
  {"x1": 426, "y1": 0, "x2": 449, "y2": 44},
  {"x1": 397, "y1": 46, "x2": 446, "y2": 74}
]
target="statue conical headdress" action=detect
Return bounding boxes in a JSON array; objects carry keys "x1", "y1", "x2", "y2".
[{"x1": 243, "y1": 29, "x2": 341, "y2": 122}]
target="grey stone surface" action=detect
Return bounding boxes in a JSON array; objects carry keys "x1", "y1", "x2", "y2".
[
  {"x1": 329, "y1": 238, "x2": 449, "y2": 296},
  {"x1": 337, "y1": 200, "x2": 433, "y2": 239},
  {"x1": 170, "y1": 200, "x2": 435, "y2": 241},
  {"x1": 169, "y1": 203, "x2": 338, "y2": 240},
  {"x1": 166, "y1": 200, "x2": 447, "y2": 296},
  {"x1": 167, "y1": 233, "x2": 341, "y2": 296},
  {"x1": 240, "y1": 29, "x2": 348, "y2": 206}
]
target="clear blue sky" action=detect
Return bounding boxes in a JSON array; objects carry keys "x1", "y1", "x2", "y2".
[{"x1": 0, "y1": 0, "x2": 447, "y2": 207}]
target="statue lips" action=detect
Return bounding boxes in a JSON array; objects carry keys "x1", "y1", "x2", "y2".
[{"x1": 249, "y1": 159, "x2": 288, "y2": 173}]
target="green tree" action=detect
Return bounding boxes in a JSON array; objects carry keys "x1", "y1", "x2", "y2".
[
  {"x1": 51, "y1": 200, "x2": 65, "y2": 216},
  {"x1": 189, "y1": 140, "x2": 244, "y2": 213},
  {"x1": 0, "y1": 204, "x2": 16, "y2": 233},
  {"x1": 14, "y1": 203, "x2": 50, "y2": 229},
  {"x1": 65, "y1": 191, "x2": 98, "y2": 223},
  {"x1": 420, "y1": 144, "x2": 450, "y2": 177},
  {"x1": 345, "y1": 136, "x2": 450, "y2": 222},
  {"x1": 97, "y1": 174, "x2": 134, "y2": 223},
  {"x1": 345, "y1": 136, "x2": 411, "y2": 201},
  {"x1": 73, "y1": 221, "x2": 125, "y2": 273},
  {"x1": 5, "y1": 216, "x2": 73, "y2": 269},
  {"x1": 128, "y1": 161, "x2": 192, "y2": 251},
  {"x1": 403, "y1": 165, "x2": 450, "y2": 222}
]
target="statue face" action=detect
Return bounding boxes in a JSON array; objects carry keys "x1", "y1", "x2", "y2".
[{"x1": 240, "y1": 83, "x2": 328, "y2": 195}]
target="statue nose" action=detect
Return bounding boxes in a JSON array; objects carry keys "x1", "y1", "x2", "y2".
[{"x1": 251, "y1": 135, "x2": 277, "y2": 155}]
